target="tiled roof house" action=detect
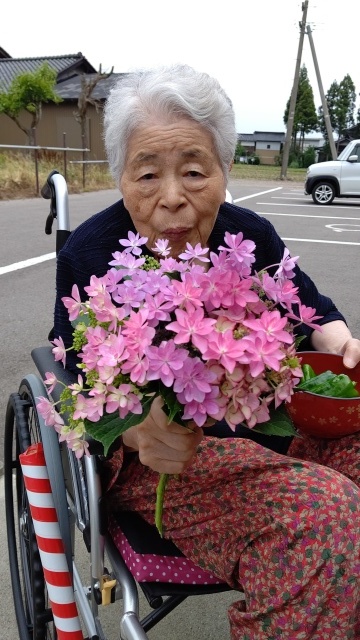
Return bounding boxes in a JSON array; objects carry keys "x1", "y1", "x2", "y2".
[{"x1": 0, "y1": 51, "x2": 123, "y2": 160}]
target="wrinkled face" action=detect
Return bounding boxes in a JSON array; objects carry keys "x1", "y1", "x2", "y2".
[{"x1": 120, "y1": 117, "x2": 226, "y2": 257}]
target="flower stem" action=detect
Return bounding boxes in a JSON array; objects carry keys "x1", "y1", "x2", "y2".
[{"x1": 155, "y1": 472, "x2": 169, "y2": 537}]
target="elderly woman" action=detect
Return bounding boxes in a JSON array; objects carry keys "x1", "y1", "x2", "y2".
[{"x1": 54, "y1": 64, "x2": 360, "y2": 638}]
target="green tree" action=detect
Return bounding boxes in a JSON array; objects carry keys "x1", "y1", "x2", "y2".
[
  {"x1": 318, "y1": 74, "x2": 356, "y2": 150},
  {"x1": 0, "y1": 63, "x2": 62, "y2": 146},
  {"x1": 284, "y1": 65, "x2": 318, "y2": 151},
  {"x1": 234, "y1": 142, "x2": 247, "y2": 162}
]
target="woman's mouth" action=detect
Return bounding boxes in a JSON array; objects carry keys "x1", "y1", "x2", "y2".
[{"x1": 162, "y1": 228, "x2": 190, "y2": 240}]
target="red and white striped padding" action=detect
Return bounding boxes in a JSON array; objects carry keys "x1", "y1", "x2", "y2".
[{"x1": 19, "y1": 443, "x2": 83, "y2": 640}]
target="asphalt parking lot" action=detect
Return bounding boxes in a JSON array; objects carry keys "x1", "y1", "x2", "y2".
[{"x1": 1, "y1": 179, "x2": 360, "y2": 638}]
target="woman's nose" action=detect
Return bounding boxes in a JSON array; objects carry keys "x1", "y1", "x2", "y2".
[{"x1": 160, "y1": 177, "x2": 186, "y2": 211}]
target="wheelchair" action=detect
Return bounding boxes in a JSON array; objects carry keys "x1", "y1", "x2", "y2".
[{"x1": 4, "y1": 171, "x2": 234, "y2": 640}]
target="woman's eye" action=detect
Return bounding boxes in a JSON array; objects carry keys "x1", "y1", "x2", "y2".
[
  {"x1": 140, "y1": 173, "x2": 156, "y2": 180},
  {"x1": 187, "y1": 170, "x2": 202, "y2": 177}
]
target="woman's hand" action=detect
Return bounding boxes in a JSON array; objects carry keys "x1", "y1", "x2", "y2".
[
  {"x1": 310, "y1": 320, "x2": 360, "y2": 368},
  {"x1": 122, "y1": 396, "x2": 203, "y2": 474},
  {"x1": 340, "y1": 338, "x2": 360, "y2": 368}
]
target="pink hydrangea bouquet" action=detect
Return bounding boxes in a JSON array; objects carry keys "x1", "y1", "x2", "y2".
[{"x1": 37, "y1": 230, "x2": 322, "y2": 533}]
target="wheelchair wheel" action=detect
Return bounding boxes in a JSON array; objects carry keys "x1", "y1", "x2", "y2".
[{"x1": 4, "y1": 380, "x2": 57, "y2": 640}]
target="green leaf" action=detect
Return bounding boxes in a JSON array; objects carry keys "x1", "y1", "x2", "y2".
[
  {"x1": 84, "y1": 394, "x2": 154, "y2": 456},
  {"x1": 160, "y1": 385, "x2": 187, "y2": 426},
  {"x1": 252, "y1": 405, "x2": 299, "y2": 437}
]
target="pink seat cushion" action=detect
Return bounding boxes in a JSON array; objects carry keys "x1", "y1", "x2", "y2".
[{"x1": 108, "y1": 512, "x2": 224, "y2": 586}]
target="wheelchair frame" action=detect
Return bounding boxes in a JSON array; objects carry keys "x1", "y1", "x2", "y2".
[{"x1": 4, "y1": 171, "x2": 232, "y2": 640}]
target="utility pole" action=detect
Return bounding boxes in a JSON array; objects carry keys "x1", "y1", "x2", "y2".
[
  {"x1": 280, "y1": 0, "x2": 309, "y2": 180},
  {"x1": 306, "y1": 25, "x2": 337, "y2": 159}
]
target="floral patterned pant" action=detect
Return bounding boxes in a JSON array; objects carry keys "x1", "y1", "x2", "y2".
[{"x1": 107, "y1": 433, "x2": 360, "y2": 639}]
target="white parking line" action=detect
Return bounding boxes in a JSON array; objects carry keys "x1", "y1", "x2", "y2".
[
  {"x1": 0, "y1": 252, "x2": 56, "y2": 275},
  {"x1": 257, "y1": 201, "x2": 360, "y2": 211},
  {"x1": 2, "y1": 188, "x2": 359, "y2": 276},
  {"x1": 233, "y1": 187, "x2": 282, "y2": 202},
  {"x1": 282, "y1": 237, "x2": 360, "y2": 246},
  {"x1": 255, "y1": 211, "x2": 360, "y2": 220}
]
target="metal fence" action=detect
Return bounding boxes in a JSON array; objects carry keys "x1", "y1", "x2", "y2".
[{"x1": 0, "y1": 143, "x2": 91, "y2": 194}]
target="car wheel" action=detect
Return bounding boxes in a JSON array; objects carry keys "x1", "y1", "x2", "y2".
[{"x1": 311, "y1": 182, "x2": 335, "y2": 205}]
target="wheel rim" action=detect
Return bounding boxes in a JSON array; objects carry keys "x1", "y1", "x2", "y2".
[{"x1": 315, "y1": 184, "x2": 333, "y2": 203}]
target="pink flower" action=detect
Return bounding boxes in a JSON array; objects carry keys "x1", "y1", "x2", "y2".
[
  {"x1": 173, "y1": 357, "x2": 217, "y2": 403},
  {"x1": 241, "y1": 334, "x2": 285, "y2": 377},
  {"x1": 121, "y1": 352, "x2": 149, "y2": 385},
  {"x1": 181, "y1": 386, "x2": 223, "y2": 427},
  {"x1": 286, "y1": 304, "x2": 323, "y2": 330},
  {"x1": 201, "y1": 330, "x2": 248, "y2": 374},
  {"x1": 242, "y1": 309, "x2": 293, "y2": 344},
  {"x1": 217, "y1": 231, "x2": 256, "y2": 269},
  {"x1": 167, "y1": 272, "x2": 204, "y2": 311},
  {"x1": 146, "y1": 340, "x2": 189, "y2": 387},
  {"x1": 166, "y1": 307, "x2": 217, "y2": 351}
]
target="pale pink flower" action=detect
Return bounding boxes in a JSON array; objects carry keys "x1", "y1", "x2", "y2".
[
  {"x1": 178, "y1": 242, "x2": 210, "y2": 263},
  {"x1": 44, "y1": 371, "x2": 58, "y2": 394},
  {"x1": 68, "y1": 374, "x2": 85, "y2": 395},
  {"x1": 106, "y1": 384, "x2": 143, "y2": 418},
  {"x1": 73, "y1": 394, "x2": 90, "y2": 421},
  {"x1": 119, "y1": 231, "x2": 148, "y2": 255},
  {"x1": 61, "y1": 284, "x2": 83, "y2": 321},
  {"x1": 59, "y1": 426, "x2": 90, "y2": 458},
  {"x1": 36, "y1": 396, "x2": 64, "y2": 430},
  {"x1": 152, "y1": 238, "x2": 171, "y2": 257},
  {"x1": 108, "y1": 252, "x2": 146, "y2": 272},
  {"x1": 84, "y1": 274, "x2": 107, "y2": 297},
  {"x1": 52, "y1": 336, "x2": 66, "y2": 367},
  {"x1": 274, "y1": 248, "x2": 299, "y2": 281}
]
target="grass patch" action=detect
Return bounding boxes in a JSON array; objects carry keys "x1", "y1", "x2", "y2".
[
  {"x1": 230, "y1": 163, "x2": 306, "y2": 182},
  {"x1": 0, "y1": 151, "x2": 307, "y2": 200}
]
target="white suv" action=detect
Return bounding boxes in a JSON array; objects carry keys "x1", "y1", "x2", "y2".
[{"x1": 304, "y1": 139, "x2": 360, "y2": 205}]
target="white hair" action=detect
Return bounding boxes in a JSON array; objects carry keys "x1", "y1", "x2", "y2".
[{"x1": 103, "y1": 64, "x2": 237, "y2": 182}]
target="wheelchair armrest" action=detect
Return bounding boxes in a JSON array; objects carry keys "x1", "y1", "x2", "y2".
[{"x1": 31, "y1": 346, "x2": 77, "y2": 405}]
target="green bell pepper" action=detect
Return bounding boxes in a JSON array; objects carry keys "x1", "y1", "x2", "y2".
[{"x1": 297, "y1": 368, "x2": 359, "y2": 398}]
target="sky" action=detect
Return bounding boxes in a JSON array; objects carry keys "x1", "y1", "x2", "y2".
[{"x1": 2, "y1": 0, "x2": 359, "y2": 135}]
